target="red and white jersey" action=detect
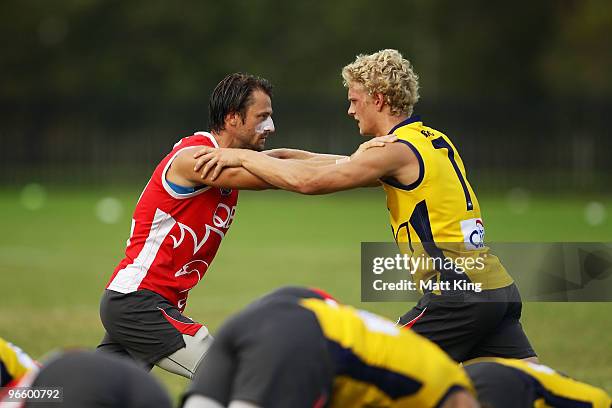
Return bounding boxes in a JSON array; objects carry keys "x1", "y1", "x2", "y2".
[{"x1": 107, "y1": 132, "x2": 238, "y2": 311}]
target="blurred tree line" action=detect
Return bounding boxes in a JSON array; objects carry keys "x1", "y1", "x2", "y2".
[{"x1": 0, "y1": 0, "x2": 610, "y2": 190}]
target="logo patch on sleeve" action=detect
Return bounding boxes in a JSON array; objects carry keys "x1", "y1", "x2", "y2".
[{"x1": 460, "y1": 218, "x2": 485, "y2": 250}]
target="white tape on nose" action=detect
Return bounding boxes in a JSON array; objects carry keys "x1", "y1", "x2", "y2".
[{"x1": 256, "y1": 116, "x2": 274, "y2": 133}]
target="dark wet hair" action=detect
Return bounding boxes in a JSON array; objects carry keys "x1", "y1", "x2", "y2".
[{"x1": 208, "y1": 73, "x2": 273, "y2": 133}]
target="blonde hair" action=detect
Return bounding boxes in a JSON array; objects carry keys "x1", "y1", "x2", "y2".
[{"x1": 342, "y1": 49, "x2": 420, "y2": 117}]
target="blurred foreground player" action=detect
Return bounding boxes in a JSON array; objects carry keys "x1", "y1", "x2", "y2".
[
  {"x1": 0, "y1": 337, "x2": 37, "y2": 389},
  {"x1": 181, "y1": 286, "x2": 478, "y2": 408},
  {"x1": 465, "y1": 358, "x2": 611, "y2": 408},
  {"x1": 1, "y1": 350, "x2": 172, "y2": 408}
]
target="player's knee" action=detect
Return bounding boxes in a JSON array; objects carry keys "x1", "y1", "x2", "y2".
[
  {"x1": 189, "y1": 326, "x2": 215, "y2": 373},
  {"x1": 156, "y1": 327, "x2": 214, "y2": 379}
]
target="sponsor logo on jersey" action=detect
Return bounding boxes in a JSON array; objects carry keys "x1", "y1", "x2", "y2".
[
  {"x1": 213, "y1": 203, "x2": 235, "y2": 228},
  {"x1": 460, "y1": 218, "x2": 485, "y2": 250}
]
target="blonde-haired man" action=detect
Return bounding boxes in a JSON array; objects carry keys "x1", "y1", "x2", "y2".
[{"x1": 192, "y1": 49, "x2": 536, "y2": 363}]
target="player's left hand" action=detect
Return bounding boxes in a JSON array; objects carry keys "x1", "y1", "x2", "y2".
[
  {"x1": 193, "y1": 147, "x2": 245, "y2": 180},
  {"x1": 351, "y1": 134, "x2": 397, "y2": 160}
]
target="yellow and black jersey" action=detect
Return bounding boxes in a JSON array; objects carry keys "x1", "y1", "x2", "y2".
[
  {"x1": 0, "y1": 337, "x2": 36, "y2": 387},
  {"x1": 465, "y1": 358, "x2": 611, "y2": 408},
  {"x1": 382, "y1": 116, "x2": 513, "y2": 290},
  {"x1": 187, "y1": 286, "x2": 474, "y2": 408},
  {"x1": 300, "y1": 297, "x2": 475, "y2": 407}
]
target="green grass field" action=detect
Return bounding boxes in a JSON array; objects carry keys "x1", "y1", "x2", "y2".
[{"x1": 1, "y1": 187, "x2": 611, "y2": 400}]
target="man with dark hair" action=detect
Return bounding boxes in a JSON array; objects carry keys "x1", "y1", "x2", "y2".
[
  {"x1": 206, "y1": 73, "x2": 274, "y2": 150},
  {"x1": 97, "y1": 72, "x2": 278, "y2": 378},
  {"x1": 208, "y1": 74, "x2": 271, "y2": 138},
  {"x1": 96, "y1": 73, "x2": 383, "y2": 378}
]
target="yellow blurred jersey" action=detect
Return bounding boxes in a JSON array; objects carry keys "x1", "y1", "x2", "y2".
[
  {"x1": 471, "y1": 358, "x2": 611, "y2": 408},
  {"x1": 382, "y1": 116, "x2": 513, "y2": 290},
  {"x1": 300, "y1": 298, "x2": 474, "y2": 407},
  {"x1": 0, "y1": 337, "x2": 36, "y2": 387}
]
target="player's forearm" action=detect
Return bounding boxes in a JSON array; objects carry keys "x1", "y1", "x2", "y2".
[
  {"x1": 263, "y1": 148, "x2": 308, "y2": 159},
  {"x1": 240, "y1": 151, "x2": 321, "y2": 193},
  {"x1": 308, "y1": 153, "x2": 349, "y2": 162},
  {"x1": 263, "y1": 148, "x2": 316, "y2": 160},
  {"x1": 265, "y1": 148, "x2": 347, "y2": 162},
  {"x1": 281, "y1": 150, "x2": 349, "y2": 167},
  {"x1": 239, "y1": 152, "x2": 360, "y2": 195},
  {"x1": 304, "y1": 156, "x2": 350, "y2": 167}
]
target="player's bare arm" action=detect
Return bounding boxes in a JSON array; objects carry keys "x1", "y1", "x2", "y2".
[
  {"x1": 242, "y1": 135, "x2": 397, "y2": 167},
  {"x1": 193, "y1": 140, "x2": 418, "y2": 194},
  {"x1": 191, "y1": 135, "x2": 398, "y2": 187},
  {"x1": 195, "y1": 134, "x2": 397, "y2": 174},
  {"x1": 167, "y1": 146, "x2": 275, "y2": 191},
  {"x1": 262, "y1": 148, "x2": 348, "y2": 167},
  {"x1": 263, "y1": 148, "x2": 347, "y2": 162},
  {"x1": 301, "y1": 134, "x2": 399, "y2": 171}
]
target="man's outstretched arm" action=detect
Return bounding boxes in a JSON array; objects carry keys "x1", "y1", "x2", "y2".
[
  {"x1": 193, "y1": 142, "x2": 414, "y2": 195},
  {"x1": 167, "y1": 137, "x2": 392, "y2": 191},
  {"x1": 167, "y1": 146, "x2": 276, "y2": 191},
  {"x1": 264, "y1": 148, "x2": 348, "y2": 163},
  {"x1": 263, "y1": 135, "x2": 396, "y2": 165}
]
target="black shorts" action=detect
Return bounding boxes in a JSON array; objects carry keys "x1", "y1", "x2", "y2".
[
  {"x1": 397, "y1": 283, "x2": 536, "y2": 362},
  {"x1": 25, "y1": 351, "x2": 172, "y2": 408},
  {"x1": 464, "y1": 362, "x2": 537, "y2": 408},
  {"x1": 97, "y1": 289, "x2": 202, "y2": 365},
  {"x1": 183, "y1": 292, "x2": 333, "y2": 408}
]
